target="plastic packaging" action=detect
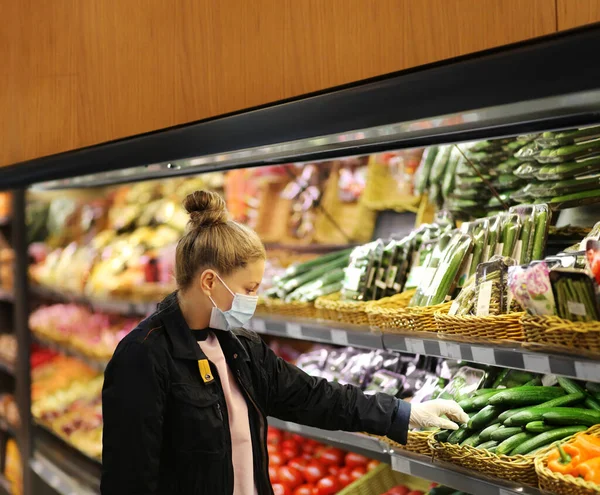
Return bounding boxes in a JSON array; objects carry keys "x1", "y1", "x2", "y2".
[{"x1": 549, "y1": 269, "x2": 600, "y2": 322}]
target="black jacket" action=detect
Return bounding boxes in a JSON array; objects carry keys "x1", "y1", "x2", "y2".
[{"x1": 101, "y1": 292, "x2": 410, "y2": 495}]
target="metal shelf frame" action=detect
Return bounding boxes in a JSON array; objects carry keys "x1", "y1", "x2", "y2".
[{"x1": 3, "y1": 23, "x2": 600, "y2": 495}]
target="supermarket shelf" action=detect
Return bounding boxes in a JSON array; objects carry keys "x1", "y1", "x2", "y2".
[
  {"x1": 0, "y1": 474, "x2": 11, "y2": 495},
  {"x1": 270, "y1": 418, "x2": 542, "y2": 495},
  {"x1": 34, "y1": 424, "x2": 100, "y2": 494},
  {"x1": 33, "y1": 336, "x2": 108, "y2": 372},
  {"x1": 252, "y1": 315, "x2": 384, "y2": 350},
  {"x1": 0, "y1": 288, "x2": 13, "y2": 302},
  {"x1": 252, "y1": 315, "x2": 600, "y2": 382}
]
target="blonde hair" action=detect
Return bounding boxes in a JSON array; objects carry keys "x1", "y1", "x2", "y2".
[{"x1": 175, "y1": 190, "x2": 266, "y2": 290}]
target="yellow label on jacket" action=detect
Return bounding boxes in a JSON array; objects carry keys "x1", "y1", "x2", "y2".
[{"x1": 198, "y1": 359, "x2": 213, "y2": 383}]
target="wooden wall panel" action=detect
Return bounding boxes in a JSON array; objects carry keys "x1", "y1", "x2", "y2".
[
  {"x1": 557, "y1": 0, "x2": 600, "y2": 30},
  {"x1": 1, "y1": 0, "x2": 557, "y2": 169}
]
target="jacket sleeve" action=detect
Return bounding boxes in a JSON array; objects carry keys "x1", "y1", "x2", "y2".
[
  {"x1": 101, "y1": 341, "x2": 168, "y2": 495},
  {"x1": 258, "y1": 341, "x2": 411, "y2": 444}
]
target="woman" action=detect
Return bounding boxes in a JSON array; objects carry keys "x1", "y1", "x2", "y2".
[{"x1": 101, "y1": 190, "x2": 467, "y2": 495}]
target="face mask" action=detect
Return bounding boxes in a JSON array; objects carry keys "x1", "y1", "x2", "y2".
[{"x1": 208, "y1": 273, "x2": 258, "y2": 331}]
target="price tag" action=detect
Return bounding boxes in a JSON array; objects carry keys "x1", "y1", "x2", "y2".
[
  {"x1": 471, "y1": 346, "x2": 495, "y2": 365},
  {"x1": 286, "y1": 323, "x2": 303, "y2": 339},
  {"x1": 406, "y1": 338, "x2": 425, "y2": 355},
  {"x1": 446, "y1": 343, "x2": 462, "y2": 360},
  {"x1": 391, "y1": 455, "x2": 411, "y2": 474},
  {"x1": 438, "y1": 341, "x2": 448, "y2": 355},
  {"x1": 523, "y1": 353, "x2": 551, "y2": 374},
  {"x1": 568, "y1": 301, "x2": 587, "y2": 316},
  {"x1": 330, "y1": 329, "x2": 349, "y2": 346},
  {"x1": 252, "y1": 319, "x2": 266, "y2": 334},
  {"x1": 286, "y1": 421, "x2": 301, "y2": 432},
  {"x1": 575, "y1": 361, "x2": 600, "y2": 381}
]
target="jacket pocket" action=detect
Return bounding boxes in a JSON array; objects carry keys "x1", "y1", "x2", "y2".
[{"x1": 168, "y1": 383, "x2": 226, "y2": 454}]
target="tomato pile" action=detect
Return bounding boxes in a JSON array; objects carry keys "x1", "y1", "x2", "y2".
[
  {"x1": 381, "y1": 486, "x2": 424, "y2": 495},
  {"x1": 268, "y1": 427, "x2": 380, "y2": 495}
]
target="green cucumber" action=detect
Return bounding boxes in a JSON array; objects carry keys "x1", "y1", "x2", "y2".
[
  {"x1": 525, "y1": 421, "x2": 555, "y2": 433},
  {"x1": 488, "y1": 386, "x2": 565, "y2": 407},
  {"x1": 487, "y1": 446, "x2": 498, "y2": 454},
  {"x1": 283, "y1": 249, "x2": 352, "y2": 278},
  {"x1": 542, "y1": 408, "x2": 600, "y2": 427},
  {"x1": 473, "y1": 388, "x2": 500, "y2": 396},
  {"x1": 492, "y1": 369, "x2": 510, "y2": 389},
  {"x1": 476, "y1": 440, "x2": 499, "y2": 451},
  {"x1": 509, "y1": 371, "x2": 536, "y2": 384},
  {"x1": 524, "y1": 377, "x2": 542, "y2": 387},
  {"x1": 471, "y1": 391, "x2": 505, "y2": 410},
  {"x1": 447, "y1": 426, "x2": 471, "y2": 445},
  {"x1": 468, "y1": 405, "x2": 503, "y2": 430},
  {"x1": 557, "y1": 377, "x2": 600, "y2": 411},
  {"x1": 434, "y1": 429, "x2": 452, "y2": 443},
  {"x1": 496, "y1": 432, "x2": 535, "y2": 456},
  {"x1": 586, "y1": 382, "x2": 600, "y2": 395},
  {"x1": 511, "y1": 426, "x2": 588, "y2": 456},
  {"x1": 479, "y1": 422, "x2": 503, "y2": 441},
  {"x1": 460, "y1": 432, "x2": 481, "y2": 447},
  {"x1": 490, "y1": 426, "x2": 524, "y2": 442},
  {"x1": 501, "y1": 392, "x2": 587, "y2": 425}
]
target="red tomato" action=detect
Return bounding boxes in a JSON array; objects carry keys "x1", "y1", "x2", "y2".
[
  {"x1": 278, "y1": 466, "x2": 303, "y2": 490},
  {"x1": 387, "y1": 487, "x2": 409, "y2": 495},
  {"x1": 344, "y1": 452, "x2": 369, "y2": 468},
  {"x1": 302, "y1": 443, "x2": 317, "y2": 455},
  {"x1": 272, "y1": 484, "x2": 292, "y2": 495},
  {"x1": 337, "y1": 467, "x2": 352, "y2": 488},
  {"x1": 270, "y1": 452, "x2": 285, "y2": 467},
  {"x1": 301, "y1": 452, "x2": 313, "y2": 461},
  {"x1": 318, "y1": 447, "x2": 345, "y2": 466},
  {"x1": 293, "y1": 484, "x2": 315, "y2": 495},
  {"x1": 327, "y1": 465, "x2": 340, "y2": 476},
  {"x1": 288, "y1": 457, "x2": 309, "y2": 474},
  {"x1": 291, "y1": 434, "x2": 305, "y2": 444},
  {"x1": 268, "y1": 428, "x2": 283, "y2": 445},
  {"x1": 281, "y1": 439, "x2": 300, "y2": 452},
  {"x1": 315, "y1": 475, "x2": 340, "y2": 495},
  {"x1": 283, "y1": 448, "x2": 300, "y2": 462},
  {"x1": 304, "y1": 460, "x2": 327, "y2": 484},
  {"x1": 350, "y1": 466, "x2": 366, "y2": 481},
  {"x1": 407, "y1": 491, "x2": 424, "y2": 495},
  {"x1": 366, "y1": 459, "x2": 380, "y2": 472},
  {"x1": 268, "y1": 443, "x2": 279, "y2": 455},
  {"x1": 269, "y1": 465, "x2": 280, "y2": 484}
]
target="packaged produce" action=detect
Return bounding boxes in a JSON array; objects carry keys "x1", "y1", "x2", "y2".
[
  {"x1": 586, "y1": 240, "x2": 600, "y2": 285},
  {"x1": 499, "y1": 213, "x2": 521, "y2": 260},
  {"x1": 439, "y1": 366, "x2": 485, "y2": 402},
  {"x1": 475, "y1": 258, "x2": 510, "y2": 316},
  {"x1": 536, "y1": 137, "x2": 600, "y2": 163},
  {"x1": 507, "y1": 262, "x2": 556, "y2": 316},
  {"x1": 549, "y1": 269, "x2": 600, "y2": 322},
  {"x1": 514, "y1": 141, "x2": 544, "y2": 162},
  {"x1": 414, "y1": 146, "x2": 439, "y2": 194},
  {"x1": 537, "y1": 126, "x2": 600, "y2": 148},
  {"x1": 534, "y1": 155, "x2": 600, "y2": 180}
]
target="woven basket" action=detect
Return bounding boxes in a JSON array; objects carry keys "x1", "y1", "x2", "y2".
[
  {"x1": 382, "y1": 430, "x2": 436, "y2": 456},
  {"x1": 522, "y1": 314, "x2": 600, "y2": 357},
  {"x1": 314, "y1": 292, "x2": 370, "y2": 326},
  {"x1": 257, "y1": 298, "x2": 318, "y2": 320},
  {"x1": 402, "y1": 302, "x2": 453, "y2": 333},
  {"x1": 535, "y1": 425, "x2": 600, "y2": 495},
  {"x1": 435, "y1": 311, "x2": 526, "y2": 343},
  {"x1": 429, "y1": 438, "x2": 548, "y2": 487},
  {"x1": 365, "y1": 290, "x2": 416, "y2": 329},
  {"x1": 338, "y1": 463, "x2": 426, "y2": 495}
]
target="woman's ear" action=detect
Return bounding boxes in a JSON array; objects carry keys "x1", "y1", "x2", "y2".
[{"x1": 199, "y1": 269, "x2": 217, "y2": 296}]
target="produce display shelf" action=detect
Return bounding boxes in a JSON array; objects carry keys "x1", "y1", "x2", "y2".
[
  {"x1": 0, "y1": 474, "x2": 11, "y2": 495},
  {"x1": 252, "y1": 316, "x2": 600, "y2": 382},
  {"x1": 34, "y1": 425, "x2": 100, "y2": 495},
  {"x1": 33, "y1": 336, "x2": 108, "y2": 372},
  {"x1": 0, "y1": 288, "x2": 13, "y2": 303},
  {"x1": 269, "y1": 418, "x2": 543, "y2": 495}
]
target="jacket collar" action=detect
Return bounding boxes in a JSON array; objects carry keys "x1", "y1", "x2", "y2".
[{"x1": 157, "y1": 292, "x2": 250, "y2": 362}]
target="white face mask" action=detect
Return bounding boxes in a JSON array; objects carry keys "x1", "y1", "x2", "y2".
[{"x1": 208, "y1": 273, "x2": 258, "y2": 331}]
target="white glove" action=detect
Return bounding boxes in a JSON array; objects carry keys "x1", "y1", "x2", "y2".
[{"x1": 409, "y1": 399, "x2": 469, "y2": 430}]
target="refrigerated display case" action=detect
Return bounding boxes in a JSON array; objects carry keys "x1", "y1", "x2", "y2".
[{"x1": 1, "y1": 23, "x2": 600, "y2": 495}]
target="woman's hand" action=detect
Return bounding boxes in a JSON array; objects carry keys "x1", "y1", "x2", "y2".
[{"x1": 409, "y1": 399, "x2": 469, "y2": 430}]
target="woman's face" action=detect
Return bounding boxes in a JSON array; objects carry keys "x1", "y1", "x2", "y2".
[{"x1": 205, "y1": 259, "x2": 265, "y2": 311}]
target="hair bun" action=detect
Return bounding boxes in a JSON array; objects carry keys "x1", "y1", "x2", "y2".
[{"x1": 183, "y1": 190, "x2": 228, "y2": 228}]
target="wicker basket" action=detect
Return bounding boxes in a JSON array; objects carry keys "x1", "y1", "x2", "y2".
[
  {"x1": 257, "y1": 298, "x2": 318, "y2": 320},
  {"x1": 338, "y1": 463, "x2": 427, "y2": 495},
  {"x1": 429, "y1": 438, "x2": 548, "y2": 487},
  {"x1": 522, "y1": 314, "x2": 600, "y2": 357},
  {"x1": 382, "y1": 430, "x2": 436, "y2": 456},
  {"x1": 314, "y1": 292, "x2": 370, "y2": 326},
  {"x1": 535, "y1": 425, "x2": 600, "y2": 495},
  {"x1": 365, "y1": 290, "x2": 416, "y2": 329},
  {"x1": 435, "y1": 311, "x2": 526, "y2": 343},
  {"x1": 401, "y1": 302, "x2": 453, "y2": 333}
]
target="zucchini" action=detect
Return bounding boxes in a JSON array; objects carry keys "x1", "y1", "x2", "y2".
[
  {"x1": 447, "y1": 425, "x2": 471, "y2": 445},
  {"x1": 557, "y1": 377, "x2": 600, "y2": 411},
  {"x1": 496, "y1": 432, "x2": 535, "y2": 456},
  {"x1": 511, "y1": 426, "x2": 588, "y2": 456},
  {"x1": 488, "y1": 386, "x2": 565, "y2": 407},
  {"x1": 479, "y1": 422, "x2": 503, "y2": 441},
  {"x1": 490, "y1": 426, "x2": 524, "y2": 442},
  {"x1": 525, "y1": 421, "x2": 556, "y2": 434},
  {"x1": 542, "y1": 408, "x2": 600, "y2": 427},
  {"x1": 468, "y1": 405, "x2": 503, "y2": 430},
  {"x1": 460, "y1": 432, "x2": 481, "y2": 447},
  {"x1": 476, "y1": 440, "x2": 499, "y2": 451}
]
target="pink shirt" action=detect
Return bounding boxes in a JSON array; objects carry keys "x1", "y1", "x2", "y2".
[{"x1": 198, "y1": 333, "x2": 257, "y2": 495}]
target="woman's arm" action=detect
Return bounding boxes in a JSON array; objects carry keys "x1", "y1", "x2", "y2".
[
  {"x1": 259, "y1": 341, "x2": 411, "y2": 443},
  {"x1": 101, "y1": 340, "x2": 168, "y2": 495}
]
